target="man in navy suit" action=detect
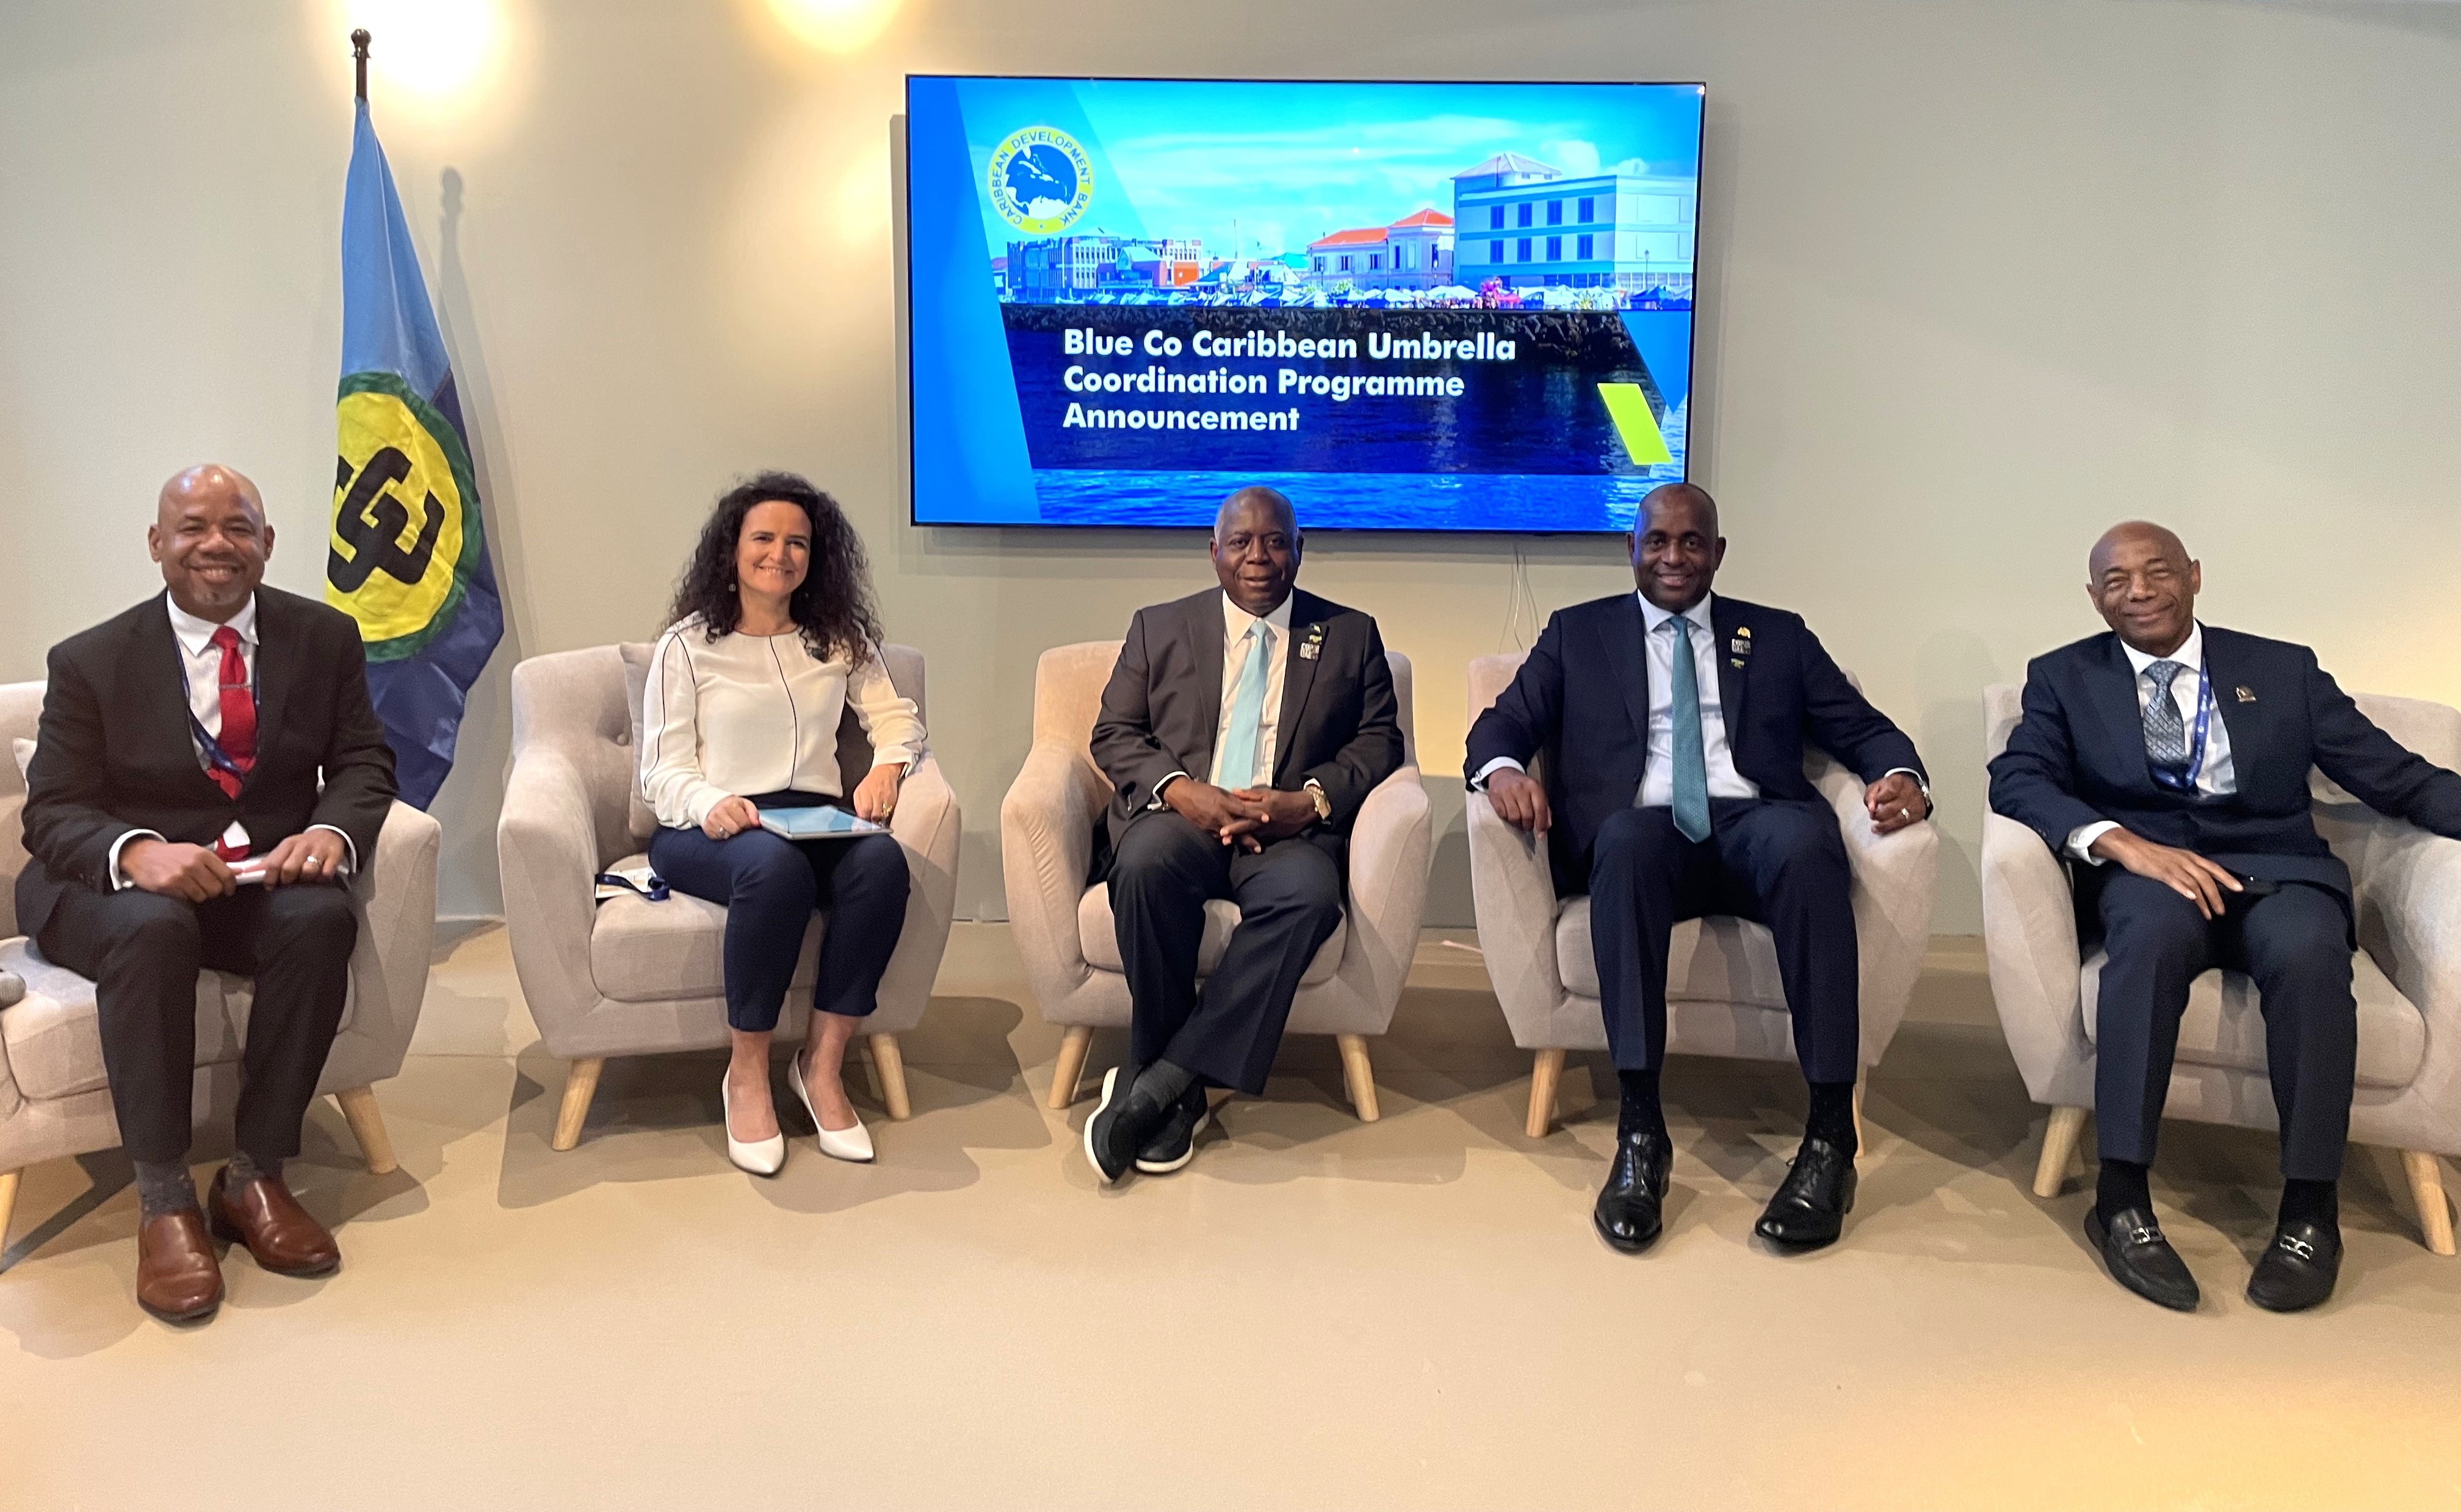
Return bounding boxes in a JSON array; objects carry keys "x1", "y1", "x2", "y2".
[
  {"x1": 1991, "y1": 521, "x2": 2461, "y2": 1313},
  {"x1": 1467, "y1": 484, "x2": 1928, "y2": 1253}
]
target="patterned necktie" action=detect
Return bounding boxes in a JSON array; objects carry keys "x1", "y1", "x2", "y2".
[
  {"x1": 2141, "y1": 659, "x2": 2188, "y2": 769},
  {"x1": 1668, "y1": 616, "x2": 1712, "y2": 842},
  {"x1": 206, "y1": 626, "x2": 256, "y2": 860},
  {"x1": 1218, "y1": 621, "x2": 1271, "y2": 790}
]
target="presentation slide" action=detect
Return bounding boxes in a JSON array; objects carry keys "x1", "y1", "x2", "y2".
[{"x1": 906, "y1": 76, "x2": 1704, "y2": 533}]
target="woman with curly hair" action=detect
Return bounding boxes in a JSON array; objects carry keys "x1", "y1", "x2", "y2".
[{"x1": 640, "y1": 472, "x2": 920, "y2": 1175}]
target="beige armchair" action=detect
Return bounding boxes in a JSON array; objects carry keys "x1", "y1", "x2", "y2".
[
  {"x1": 1000, "y1": 643, "x2": 1431, "y2": 1120},
  {"x1": 0, "y1": 679, "x2": 441, "y2": 1258},
  {"x1": 1981, "y1": 684, "x2": 2461, "y2": 1253},
  {"x1": 1465, "y1": 653, "x2": 1939, "y2": 1138},
  {"x1": 497, "y1": 643, "x2": 959, "y2": 1149}
]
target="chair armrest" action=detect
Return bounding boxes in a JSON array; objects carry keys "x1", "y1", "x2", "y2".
[
  {"x1": 1979, "y1": 811, "x2": 2087, "y2": 1104},
  {"x1": 496, "y1": 746, "x2": 604, "y2": 1055},
  {"x1": 1340, "y1": 763, "x2": 1433, "y2": 1016},
  {"x1": 2351, "y1": 826, "x2": 2461, "y2": 1030},
  {"x1": 1815, "y1": 766, "x2": 1939, "y2": 1064},
  {"x1": 1466, "y1": 787, "x2": 1566, "y2": 1046},
  {"x1": 1000, "y1": 743, "x2": 1096, "y2": 1013},
  {"x1": 338, "y1": 800, "x2": 442, "y2": 1079},
  {"x1": 872, "y1": 753, "x2": 961, "y2": 1029}
]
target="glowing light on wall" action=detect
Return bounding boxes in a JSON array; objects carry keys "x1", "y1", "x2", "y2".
[
  {"x1": 322, "y1": 0, "x2": 510, "y2": 104},
  {"x1": 762, "y1": 0, "x2": 903, "y2": 54}
]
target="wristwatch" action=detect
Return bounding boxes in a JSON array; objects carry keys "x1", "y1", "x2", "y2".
[{"x1": 1304, "y1": 779, "x2": 1332, "y2": 825}]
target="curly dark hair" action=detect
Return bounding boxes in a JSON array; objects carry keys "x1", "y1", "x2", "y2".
[{"x1": 665, "y1": 471, "x2": 883, "y2": 664}]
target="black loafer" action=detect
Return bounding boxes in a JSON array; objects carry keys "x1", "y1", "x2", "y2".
[
  {"x1": 2246, "y1": 1220, "x2": 2341, "y2": 1313},
  {"x1": 1593, "y1": 1128, "x2": 1674, "y2": 1253},
  {"x1": 2086, "y1": 1206, "x2": 2201, "y2": 1311},
  {"x1": 1083, "y1": 1064, "x2": 1174, "y2": 1185},
  {"x1": 1754, "y1": 1137, "x2": 1857, "y2": 1250},
  {"x1": 1134, "y1": 1082, "x2": 1212, "y2": 1174}
]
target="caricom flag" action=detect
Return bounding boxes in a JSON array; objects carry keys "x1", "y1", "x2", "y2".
[{"x1": 327, "y1": 96, "x2": 503, "y2": 810}]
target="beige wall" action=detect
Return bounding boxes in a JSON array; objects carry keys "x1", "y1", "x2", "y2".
[{"x1": 4, "y1": 0, "x2": 2456, "y2": 931}]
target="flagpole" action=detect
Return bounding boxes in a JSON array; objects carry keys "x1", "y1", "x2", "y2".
[{"x1": 352, "y1": 29, "x2": 370, "y2": 103}]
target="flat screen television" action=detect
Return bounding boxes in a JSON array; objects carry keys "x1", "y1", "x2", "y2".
[{"x1": 905, "y1": 76, "x2": 1704, "y2": 532}]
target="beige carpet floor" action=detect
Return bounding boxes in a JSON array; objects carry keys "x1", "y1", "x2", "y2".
[{"x1": 3, "y1": 925, "x2": 2457, "y2": 1510}]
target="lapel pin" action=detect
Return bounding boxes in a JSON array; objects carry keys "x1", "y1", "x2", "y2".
[
  {"x1": 2236, "y1": 685, "x2": 2256, "y2": 704},
  {"x1": 1730, "y1": 657, "x2": 1746, "y2": 669},
  {"x1": 1298, "y1": 624, "x2": 1324, "y2": 660},
  {"x1": 1735, "y1": 626, "x2": 1750, "y2": 637}
]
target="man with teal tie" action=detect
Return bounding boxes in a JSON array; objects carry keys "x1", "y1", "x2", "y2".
[
  {"x1": 1082, "y1": 486, "x2": 1404, "y2": 1184},
  {"x1": 1467, "y1": 484, "x2": 1928, "y2": 1252}
]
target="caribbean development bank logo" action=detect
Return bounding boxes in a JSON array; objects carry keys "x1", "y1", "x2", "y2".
[
  {"x1": 988, "y1": 126, "x2": 1093, "y2": 234},
  {"x1": 327, "y1": 371, "x2": 486, "y2": 660}
]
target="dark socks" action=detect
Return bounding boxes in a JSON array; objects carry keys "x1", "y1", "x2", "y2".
[
  {"x1": 1616, "y1": 1068, "x2": 1668, "y2": 1143},
  {"x1": 2280, "y1": 1178, "x2": 2338, "y2": 1230},
  {"x1": 132, "y1": 1160, "x2": 198, "y2": 1219},
  {"x1": 226, "y1": 1150, "x2": 281, "y2": 1187},
  {"x1": 1134, "y1": 1059, "x2": 1196, "y2": 1107},
  {"x1": 2097, "y1": 1158, "x2": 2153, "y2": 1223},
  {"x1": 1804, "y1": 1080, "x2": 1858, "y2": 1155}
]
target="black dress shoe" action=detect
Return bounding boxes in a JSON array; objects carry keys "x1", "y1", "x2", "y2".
[
  {"x1": 2246, "y1": 1220, "x2": 2341, "y2": 1313},
  {"x1": 1755, "y1": 1138, "x2": 1858, "y2": 1249},
  {"x1": 2085, "y1": 1206, "x2": 2201, "y2": 1311},
  {"x1": 1592, "y1": 1127, "x2": 1674, "y2": 1253},
  {"x1": 1083, "y1": 1064, "x2": 1174, "y2": 1184},
  {"x1": 1134, "y1": 1082, "x2": 1212, "y2": 1174}
]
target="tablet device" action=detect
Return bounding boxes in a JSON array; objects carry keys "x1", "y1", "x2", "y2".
[{"x1": 756, "y1": 805, "x2": 886, "y2": 841}]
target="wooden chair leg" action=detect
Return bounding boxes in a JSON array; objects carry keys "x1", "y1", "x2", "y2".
[
  {"x1": 332, "y1": 1085, "x2": 398, "y2": 1175},
  {"x1": 1335, "y1": 1034, "x2": 1381, "y2": 1123},
  {"x1": 2401, "y1": 1150, "x2": 2456, "y2": 1256},
  {"x1": 1047, "y1": 1025, "x2": 1094, "y2": 1111},
  {"x1": 1525, "y1": 1047, "x2": 1566, "y2": 1139},
  {"x1": 0, "y1": 1169, "x2": 18, "y2": 1257},
  {"x1": 551, "y1": 1057, "x2": 605, "y2": 1152},
  {"x1": 1851, "y1": 1073, "x2": 1868, "y2": 1154},
  {"x1": 2032, "y1": 1105, "x2": 2089, "y2": 1198},
  {"x1": 867, "y1": 1032, "x2": 912, "y2": 1121}
]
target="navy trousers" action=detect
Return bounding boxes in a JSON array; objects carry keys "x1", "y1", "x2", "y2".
[
  {"x1": 2086, "y1": 871, "x2": 2356, "y2": 1181},
  {"x1": 1107, "y1": 812, "x2": 1346, "y2": 1095},
  {"x1": 1585, "y1": 797, "x2": 1860, "y2": 1083},
  {"x1": 647, "y1": 792, "x2": 909, "y2": 1032}
]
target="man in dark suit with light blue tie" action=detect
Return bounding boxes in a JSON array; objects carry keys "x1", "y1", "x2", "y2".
[
  {"x1": 1080, "y1": 486, "x2": 1404, "y2": 1185},
  {"x1": 1991, "y1": 521, "x2": 2461, "y2": 1312},
  {"x1": 1467, "y1": 484, "x2": 1929, "y2": 1254}
]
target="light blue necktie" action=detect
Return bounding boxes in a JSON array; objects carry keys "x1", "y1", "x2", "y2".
[
  {"x1": 1218, "y1": 621, "x2": 1271, "y2": 788},
  {"x1": 1668, "y1": 615, "x2": 1712, "y2": 841}
]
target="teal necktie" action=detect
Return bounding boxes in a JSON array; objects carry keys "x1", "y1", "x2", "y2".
[
  {"x1": 1668, "y1": 615, "x2": 1712, "y2": 841},
  {"x1": 1219, "y1": 621, "x2": 1271, "y2": 788}
]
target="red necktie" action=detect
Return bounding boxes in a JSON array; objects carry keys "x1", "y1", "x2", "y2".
[{"x1": 207, "y1": 625, "x2": 256, "y2": 859}]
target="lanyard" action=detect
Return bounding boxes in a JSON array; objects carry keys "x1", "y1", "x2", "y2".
[
  {"x1": 2148, "y1": 661, "x2": 2213, "y2": 796},
  {"x1": 174, "y1": 638, "x2": 257, "y2": 782}
]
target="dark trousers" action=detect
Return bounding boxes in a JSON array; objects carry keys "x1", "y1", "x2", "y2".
[
  {"x1": 1107, "y1": 812, "x2": 1346, "y2": 1095},
  {"x1": 1586, "y1": 798, "x2": 1860, "y2": 1083},
  {"x1": 35, "y1": 874, "x2": 358, "y2": 1165},
  {"x1": 648, "y1": 805, "x2": 909, "y2": 1032},
  {"x1": 2088, "y1": 871, "x2": 2356, "y2": 1181}
]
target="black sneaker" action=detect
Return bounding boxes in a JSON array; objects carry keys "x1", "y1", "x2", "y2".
[
  {"x1": 1134, "y1": 1083, "x2": 1212, "y2": 1174},
  {"x1": 1082, "y1": 1064, "x2": 1173, "y2": 1185}
]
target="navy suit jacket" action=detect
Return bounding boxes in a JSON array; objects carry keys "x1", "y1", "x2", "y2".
[
  {"x1": 1987, "y1": 625, "x2": 2461, "y2": 901},
  {"x1": 1464, "y1": 592, "x2": 1924, "y2": 893}
]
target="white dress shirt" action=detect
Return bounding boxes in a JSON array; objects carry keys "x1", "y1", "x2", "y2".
[
  {"x1": 110, "y1": 593, "x2": 358, "y2": 886},
  {"x1": 1470, "y1": 593, "x2": 1758, "y2": 805},
  {"x1": 2068, "y1": 621, "x2": 2237, "y2": 863},
  {"x1": 1153, "y1": 592, "x2": 1296, "y2": 804},
  {"x1": 638, "y1": 618, "x2": 925, "y2": 830}
]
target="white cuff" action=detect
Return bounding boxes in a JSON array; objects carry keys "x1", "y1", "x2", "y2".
[
  {"x1": 307, "y1": 824, "x2": 360, "y2": 876},
  {"x1": 108, "y1": 829, "x2": 165, "y2": 890},
  {"x1": 1149, "y1": 771, "x2": 1191, "y2": 811},
  {"x1": 1469, "y1": 757, "x2": 1525, "y2": 791},
  {"x1": 869, "y1": 746, "x2": 916, "y2": 774},
  {"x1": 2067, "y1": 821, "x2": 2120, "y2": 864}
]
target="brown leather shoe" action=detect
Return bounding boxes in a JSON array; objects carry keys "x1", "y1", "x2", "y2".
[
  {"x1": 137, "y1": 1210, "x2": 225, "y2": 1324},
  {"x1": 208, "y1": 1167, "x2": 341, "y2": 1278}
]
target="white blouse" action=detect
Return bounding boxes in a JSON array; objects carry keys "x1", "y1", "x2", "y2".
[{"x1": 639, "y1": 616, "x2": 925, "y2": 830}]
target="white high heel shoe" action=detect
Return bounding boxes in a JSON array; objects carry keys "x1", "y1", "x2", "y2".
[
  {"x1": 790, "y1": 1051, "x2": 875, "y2": 1163},
  {"x1": 722, "y1": 1075, "x2": 787, "y2": 1176}
]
